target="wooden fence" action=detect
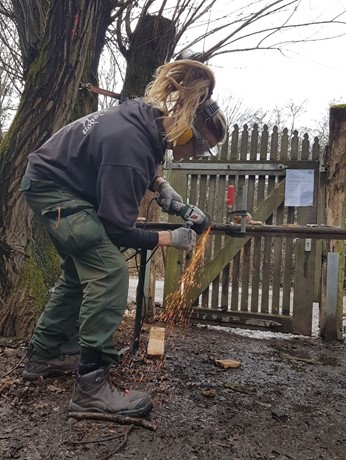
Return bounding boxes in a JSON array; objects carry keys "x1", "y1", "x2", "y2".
[{"x1": 163, "y1": 124, "x2": 325, "y2": 335}]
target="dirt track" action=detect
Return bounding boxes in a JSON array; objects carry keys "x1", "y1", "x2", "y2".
[{"x1": 1, "y1": 306, "x2": 345, "y2": 460}]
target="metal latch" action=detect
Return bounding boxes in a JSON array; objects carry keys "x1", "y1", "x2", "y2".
[{"x1": 305, "y1": 239, "x2": 312, "y2": 252}]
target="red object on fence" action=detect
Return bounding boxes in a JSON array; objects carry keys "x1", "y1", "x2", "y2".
[{"x1": 227, "y1": 185, "x2": 235, "y2": 205}]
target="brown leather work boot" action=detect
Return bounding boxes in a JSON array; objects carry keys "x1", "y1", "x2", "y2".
[
  {"x1": 69, "y1": 367, "x2": 153, "y2": 417},
  {"x1": 23, "y1": 345, "x2": 80, "y2": 381}
]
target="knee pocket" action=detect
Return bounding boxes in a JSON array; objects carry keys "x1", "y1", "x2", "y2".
[{"x1": 45, "y1": 209, "x2": 104, "y2": 255}]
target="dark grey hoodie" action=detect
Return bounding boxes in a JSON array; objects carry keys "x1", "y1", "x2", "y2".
[{"x1": 25, "y1": 98, "x2": 167, "y2": 248}]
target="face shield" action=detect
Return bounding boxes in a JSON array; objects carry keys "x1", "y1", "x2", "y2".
[{"x1": 192, "y1": 126, "x2": 221, "y2": 158}]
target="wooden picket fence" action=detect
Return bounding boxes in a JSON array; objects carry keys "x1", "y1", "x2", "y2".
[{"x1": 162, "y1": 124, "x2": 325, "y2": 335}]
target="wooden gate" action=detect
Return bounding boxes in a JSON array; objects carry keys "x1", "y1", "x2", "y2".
[{"x1": 163, "y1": 124, "x2": 325, "y2": 335}]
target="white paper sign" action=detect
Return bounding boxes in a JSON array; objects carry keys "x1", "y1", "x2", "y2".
[{"x1": 284, "y1": 169, "x2": 314, "y2": 207}]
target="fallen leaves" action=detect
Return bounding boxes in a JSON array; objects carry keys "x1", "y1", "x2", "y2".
[
  {"x1": 47, "y1": 384, "x2": 65, "y2": 393},
  {"x1": 0, "y1": 377, "x2": 21, "y2": 394}
]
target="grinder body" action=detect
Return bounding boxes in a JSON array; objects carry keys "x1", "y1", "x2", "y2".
[{"x1": 168, "y1": 200, "x2": 211, "y2": 234}]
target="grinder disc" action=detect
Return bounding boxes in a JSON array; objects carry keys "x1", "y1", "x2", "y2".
[{"x1": 193, "y1": 212, "x2": 212, "y2": 234}]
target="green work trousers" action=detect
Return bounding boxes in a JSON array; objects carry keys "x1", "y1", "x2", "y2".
[{"x1": 20, "y1": 176, "x2": 129, "y2": 363}]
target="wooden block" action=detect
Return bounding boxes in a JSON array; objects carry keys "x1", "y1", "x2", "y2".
[
  {"x1": 215, "y1": 358, "x2": 241, "y2": 369},
  {"x1": 147, "y1": 327, "x2": 165, "y2": 357}
]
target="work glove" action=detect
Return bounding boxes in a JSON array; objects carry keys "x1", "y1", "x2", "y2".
[
  {"x1": 157, "y1": 181, "x2": 183, "y2": 213},
  {"x1": 169, "y1": 227, "x2": 196, "y2": 251}
]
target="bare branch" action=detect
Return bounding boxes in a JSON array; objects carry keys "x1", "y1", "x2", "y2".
[
  {"x1": 124, "y1": 3, "x2": 133, "y2": 40},
  {"x1": 173, "y1": 1, "x2": 219, "y2": 47},
  {"x1": 110, "y1": 0, "x2": 136, "y2": 21},
  {"x1": 141, "y1": 0, "x2": 157, "y2": 17},
  {"x1": 104, "y1": 0, "x2": 346, "y2": 71},
  {"x1": 257, "y1": 0, "x2": 299, "y2": 48},
  {"x1": 187, "y1": 17, "x2": 346, "y2": 61},
  {"x1": 116, "y1": 10, "x2": 129, "y2": 58},
  {"x1": 196, "y1": 0, "x2": 298, "y2": 60}
]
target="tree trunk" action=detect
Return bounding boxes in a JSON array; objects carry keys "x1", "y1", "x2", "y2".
[
  {"x1": 123, "y1": 14, "x2": 176, "y2": 224},
  {"x1": 122, "y1": 14, "x2": 176, "y2": 99},
  {"x1": 122, "y1": 15, "x2": 176, "y2": 317},
  {"x1": 0, "y1": 0, "x2": 113, "y2": 338},
  {"x1": 319, "y1": 105, "x2": 346, "y2": 340}
]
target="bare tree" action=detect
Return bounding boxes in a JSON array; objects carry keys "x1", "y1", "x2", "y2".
[
  {"x1": 110, "y1": 1, "x2": 346, "y2": 64},
  {"x1": 0, "y1": 0, "x2": 344, "y2": 338},
  {"x1": 263, "y1": 99, "x2": 307, "y2": 134},
  {"x1": 220, "y1": 93, "x2": 267, "y2": 129}
]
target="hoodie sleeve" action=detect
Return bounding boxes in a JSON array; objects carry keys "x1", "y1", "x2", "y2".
[{"x1": 101, "y1": 219, "x2": 159, "y2": 249}]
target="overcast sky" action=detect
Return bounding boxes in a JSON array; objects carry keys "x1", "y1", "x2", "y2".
[{"x1": 206, "y1": 1, "x2": 346, "y2": 128}]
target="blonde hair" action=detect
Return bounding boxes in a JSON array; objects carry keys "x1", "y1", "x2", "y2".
[{"x1": 145, "y1": 60, "x2": 226, "y2": 145}]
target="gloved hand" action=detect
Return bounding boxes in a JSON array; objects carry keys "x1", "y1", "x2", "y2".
[
  {"x1": 170, "y1": 227, "x2": 196, "y2": 251},
  {"x1": 157, "y1": 181, "x2": 183, "y2": 213}
]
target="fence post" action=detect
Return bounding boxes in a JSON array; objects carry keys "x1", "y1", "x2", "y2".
[
  {"x1": 320, "y1": 105, "x2": 346, "y2": 340},
  {"x1": 325, "y1": 252, "x2": 340, "y2": 340}
]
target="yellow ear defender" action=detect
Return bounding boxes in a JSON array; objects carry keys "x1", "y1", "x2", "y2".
[
  {"x1": 175, "y1": 101, "x2": 220, "y2": 145},
  {"x1": 176, "y1": 128, "x2": 193, "y2": 145}
]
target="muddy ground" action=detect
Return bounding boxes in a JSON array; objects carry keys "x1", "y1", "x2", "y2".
[{"x1": 1, "y1": 304, "x2": 346, "y2": 460}]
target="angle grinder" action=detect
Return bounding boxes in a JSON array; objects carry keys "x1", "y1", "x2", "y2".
[{"x1": 165, "y1": 200, "x2": 211, "y2": 234}]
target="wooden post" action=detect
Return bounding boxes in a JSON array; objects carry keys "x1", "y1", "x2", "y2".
[
  {"x1": 138, "y1": 165, "x2": 164, "y2": 318},
  {"x1": 163, "y1": 166, "x2": 188, "y2": 307},
  {"x1": 325, "y1": 252, "x2": 340, "y2": 340},
  {"x1": 320, "y1": 105, "x2": 346, "y2": 340}
]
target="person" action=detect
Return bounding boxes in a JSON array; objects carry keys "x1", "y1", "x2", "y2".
[{"x1": 20, "y1": 59, "x2": 227, "y2": 417}]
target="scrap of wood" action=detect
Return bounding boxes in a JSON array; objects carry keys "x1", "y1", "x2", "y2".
[
  {"x1": 68, "y1": 412, "x2": 157, "y2": 431},
  {"x1": 147, "y1": 326, "x2": 165, "y2": 357},
  {"x1": 215, "y1": 358, "x2": 241, "y2": 369}
]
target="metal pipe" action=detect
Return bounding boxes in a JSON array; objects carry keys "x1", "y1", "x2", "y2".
[
  {"x1": 132, "y1": 248, "x2": 147, "y2": 353},
  {"x1": 136, "y1": 222, "x2": 346, "y2": 239}
]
